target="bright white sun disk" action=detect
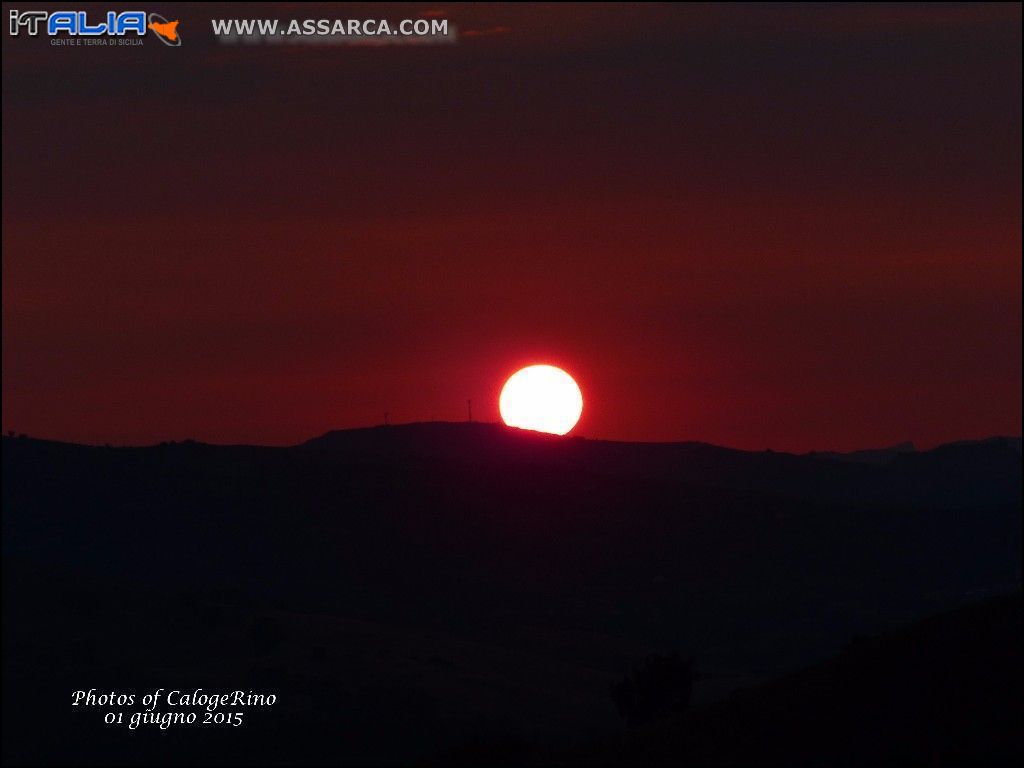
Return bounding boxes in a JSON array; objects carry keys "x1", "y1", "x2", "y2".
[{"x1": 499, "y1": 365, "x2": 583, "y2": 435}]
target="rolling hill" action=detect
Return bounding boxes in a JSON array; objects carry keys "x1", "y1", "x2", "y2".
[{"x1": 2, "y1": 424, "x2": 1020, "y2": 763}]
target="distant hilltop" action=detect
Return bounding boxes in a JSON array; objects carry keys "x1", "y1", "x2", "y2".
[
  {"x1": 4, "y1": 423, "x2": 1019, "y2": 511},
  {"x1": 298, "y1": 423, "x2": 1021, "y2": 510},
  {"x1": 808, "y1": 441, "x2": 918, "y2": 465}
]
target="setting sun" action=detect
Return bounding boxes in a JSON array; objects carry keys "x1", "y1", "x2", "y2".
[{"x1": 499, "y1": 365, "x2": 583, "y2": 435}]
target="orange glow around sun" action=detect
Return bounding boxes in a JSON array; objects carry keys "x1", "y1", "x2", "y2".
[{"x1": 499, "y1": 365, "x2": 583, "y2": 435}]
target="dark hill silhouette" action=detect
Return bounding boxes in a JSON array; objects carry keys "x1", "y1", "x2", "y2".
[
  {"x1": 2, "y1": 425, "x2": 1021, "y2": 763},
  {"x1": 565, "y1": 593, "x2": 1022, "y2": 765},
  {"x1": 808, "y1": 440, "x2": 917, "y2": 464},
  {"x1": 304, "y1": 423, "x2": 1022, "y2": 509}
]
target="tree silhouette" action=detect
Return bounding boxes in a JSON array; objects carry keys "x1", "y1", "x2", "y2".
[{"x1": 610, "y1": 652, "x2": 696, "y2": 726}]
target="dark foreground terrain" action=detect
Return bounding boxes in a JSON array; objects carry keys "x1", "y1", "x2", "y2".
[
  {"x1": 2, "y1": 424, "x2": 1021, "y2": 764},
  {"x1": 562, "y1": 593, "x2": 1021, "y2": 765}
]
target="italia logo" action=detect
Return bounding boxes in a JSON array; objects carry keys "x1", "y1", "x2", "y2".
[{"x1": 8, "y1": 9, "x2": 182, "y2": 46}]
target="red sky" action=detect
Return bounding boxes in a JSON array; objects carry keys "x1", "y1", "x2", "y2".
[{"x1": 2, "y1": 3, "x2": 1021, "y2": 450}]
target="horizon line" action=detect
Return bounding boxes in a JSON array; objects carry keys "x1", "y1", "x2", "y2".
[{"x1": 3, "y1": 420, "x2": 1021, "y2": 456}]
